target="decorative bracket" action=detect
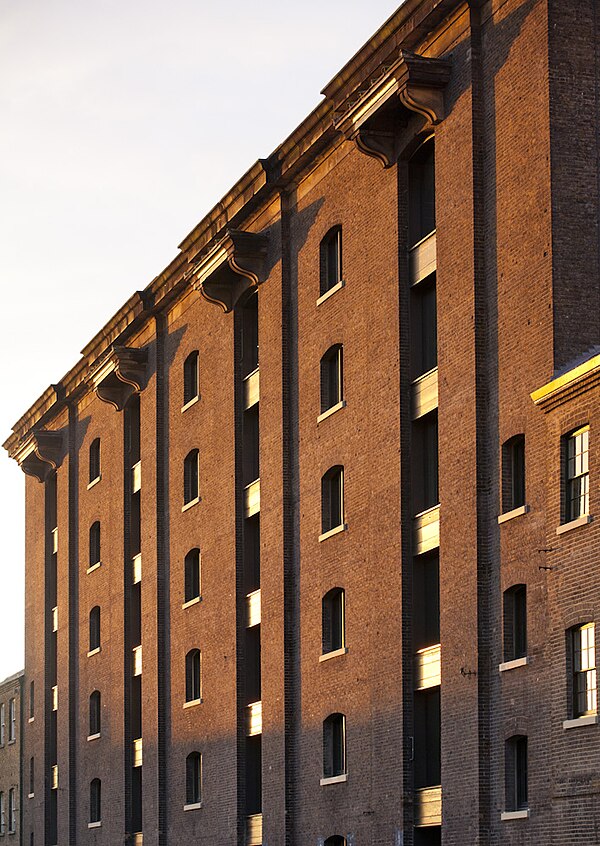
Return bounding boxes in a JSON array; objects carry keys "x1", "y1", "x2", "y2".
[
  {"x1": 333, "y1": 50, "x2": 451, "y2": 167},
  {"x1": 89, "y1": 345, "x2": 147, "y2": 411},
  {"x1": 191, "y1": 229, "x2": 268, "y2": 313},
  {"x1": 14, "y1": 430, "x2": 64, "y2": 482}
]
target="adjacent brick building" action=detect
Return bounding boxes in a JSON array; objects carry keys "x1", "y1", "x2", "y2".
[
  {"x1": 0, "y1": 671, "x2": 24, "y2": 845},
  {"x1": 4, "y1": 1, "x2": 600, "y2": 843}
]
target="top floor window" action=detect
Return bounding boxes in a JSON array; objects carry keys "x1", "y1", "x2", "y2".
[
  {"x1": 89, "y1": 438, "x2": 100, "y2": 484},
  {"x1": 319, "y1": 226, "x2": 342, "y2": 298},
  {"x1": 565, "y1": 426, "x2": 589, "y2": 522},
  {"x1": 408, "y1": 138, "x2": 435, "y2": 248},
  {"x1": 183, "y1": 351, "x2": 199, "y2": 407}
]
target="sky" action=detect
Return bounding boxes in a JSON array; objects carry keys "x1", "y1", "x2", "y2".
[{"x1": 0, "y1": 0, "x2": 403, "y2": 682}]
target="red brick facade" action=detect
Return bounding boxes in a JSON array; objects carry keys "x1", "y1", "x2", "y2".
[{"x1": 4, "y1": 2, "x2": 600, "y2": 844}]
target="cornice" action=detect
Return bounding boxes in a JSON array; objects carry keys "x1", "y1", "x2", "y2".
[
  {"x1": 88, "y1": 345, "x2": 148, "y2": 411},
  {"x1": 11, "y1": 429, "x2": 65, "y2": 482},
  {"x1": 333, "y1": 50, "x2": 451, "y2": 167},
  {"x1": 191, "y1": 229, "x2": 268, "y2": 313},
  {"x1": 531, "y1": 353, "x2": 600, "y2": 413}
]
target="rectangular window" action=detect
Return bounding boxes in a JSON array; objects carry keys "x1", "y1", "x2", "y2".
[
  {"x1": 0, "y1": 703, "x2": 5, "y2": 745},
  {"x1": 572, "y1": 623, "x2": 597, "y2": 717},
  {"x1": 411, "y1": 276, "x2": 437, "y2": 378},
  {"x1": 0, "y1": 792, "x2": 4, "y2": 835},
  {"x1": 8, "y1": 699, "x2": 15, "y2": 743},
  {"x1": 503, "y1": 435, "x2": 525, "y2": 512},
  {"x1": 8, "y1": 789, "x2": 15, "y2": 834},
  {"x1": 505, "y1": 736, "x2": 528, "y2": 811},
  {"x1": 413, "y1": 411, "x2": 439, "y2": 514},
  {"x1": 565, "y1": 426, "x2": 589, "y2": 521},
  {"x1": 503, "y1": 585, "x2": 527, "y2": 661}
]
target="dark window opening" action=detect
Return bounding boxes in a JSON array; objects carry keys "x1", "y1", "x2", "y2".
[
  {"x1": 184, "y1": 449, "x2": 199, "y2": 504},
  {"x1": 408, "y1": 139, "x2": 435, "y2": 248},
  {"x1": 185, "y1": 752, "x2": 202, "y2": 805},
  {"x1": 89, "y1": 521, "x2": 101, "y2": 567},
  {"x1": 565, "y1": 426, "x2": 589, "y2": 522},
  {"x1": 90, "y1": 778, "x2": 101, "y2": 823},
  {"x1": 321, "y1": 466, "x2": 344, "y2": 534},
  {"x1": 505, "y1": 735, "x2": 528, "y2": 811},
  {"x1": 412, "y1": 411, "x2": 439, "y2": 514},
  {"x1": 243, "y1": 515, "x2": 261, "y2": 595},
  {"x1": 322, "y1": 588, "x2": 345, "y2": 654},
  {"x1": 323, "y1": 713, "x2": 346, "y2": 778},
  {"x1": 320, "y1": 226, "x2": 342, "y2": 297},
  {"x1": 243, "y1": 404, "x2": 260, "y2": 486},
  {"x1": 502, "y1": 435, "x2": 525, "y2": 512},
  {"x1": 411, "y1": 275, "x2": 437, "y2": 378},
  {"x1": 320, "y1": 345, "x2": 343, "y2": 413},
  {"x1": 89, "y1": 606, "x2": 101, "y2": 652},
  {"x1": 89, "y1": 438, "x2": 101, "y2": 483},
  {"x1": 414, "y1": 687, "x2": 440, "y2": 788},
  {"x1": 241, "y1": 291, "x2": 259, "y2": 377},
  {"x1": 413, "y1": 552, "x2": 440, "y2": 651},
  {"x1": 184, "y1": 548, "x2": 201, "y2": 603},
  {"x1": 183, "y1": 351, "x2": 199, "y2": 406},
  {"x1": 503, "y1": 585, "x2": 527, "y2": 662},
  {"x1": 185, "y1": 649, "x2": 201, "y2": 702},
  {"x1": 89, "y1": 691, "x2": 101, "y2": 736}
]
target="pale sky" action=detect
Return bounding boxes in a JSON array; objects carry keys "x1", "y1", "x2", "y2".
[{"x1": 0, "y1": 0, "x2": 402, "y2": 682}]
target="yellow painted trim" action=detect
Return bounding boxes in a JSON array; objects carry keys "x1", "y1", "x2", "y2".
[{"x1": 531, "y1": 354, "x2": 600, "y2": 404}]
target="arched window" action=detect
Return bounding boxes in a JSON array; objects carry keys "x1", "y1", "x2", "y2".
[
  {"x1": 89, "y1": 438, "x2": 101, "y2": 484},
  {"x1": 503, "y1": 585, "x2": 526, "y2": 662},
  {"x1": 321, "y1": 466, "x2": 344, "y2": 534},
  {"x1": 89, "y1": 521, "x2": 101, "y2": 568},
  {"x1": 184, "y1": 549, "x2": 201, "y2": 603},
  {"x1": 29, "y1": 680, "x2": 34, "y2": 720},
  {"x1": 324, "y1": 837, "x2": 346, "y2": 846},
  {"x1": 185, "y1": 649, "x2": 201, "y2": 702},
  {"x1": 322, "y1": 588, "x2": 345, "y2": 655},
  {"x1": 183, "y1": 351, "x2": 199, "y2": 407},
  {"x1": 320, "y1": 226, "x2": 342, "y2": 297},
  {"x1": 408, "y1": 137, "x2": 435, "y2": 248},
  {"x1": 320, "y1": 345, "x2": 343, "y2": 414},
  {"x1": 184, "y1": 449, "x2": 199, "y2": 505},
  {"x1": 323, "y1": 713, "x2": 346, "y2": 778},
  {"x1": 185, "y1": 751, "x2": 202, "y2": 806},
  {"x1": 89, "y1": 606, "x2": 101, "y2": 652},
  {"x1": 89, "y1": 691, "x2": 101, "y2": 736},
  {"x1": 90, "y1": 778, "x2": 101, "y2": 824}
]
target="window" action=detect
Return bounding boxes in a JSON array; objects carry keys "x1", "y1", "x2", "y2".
[
  {"x1": 89, "y1": 691, "x2": 101, "y2": 736},
  {"x1": 319, "y1": 226, "x2": 342, "y2": 297},
  {"x1": 565, "y1": 426, "x2": 589, "y2": 521},
  {"x1": 505, "y1": 736, "x2": 528, "y2": 811},
  {"x1": 90, "y1": 779, "x2": 101, "y2": 824},
  {"x1": 184, "y1": 549, "x2": 201, "y2": 604},
  {"x1": 0, "y1": 793, "x2": 4, "y2": 835},
  {"x1": 183, "y1": 351, "x2": 199, "y2": 406},
  {"x1": 29, "y1": 757, "x2": 34, "y2": 796},
  {"x1": 89, "y1": 606, "x2": 101, "y2": 652},
  {"x1": 185, "y1": 649, "x2": 201, "y2": 703},
  {"x1": 502, "y1": 435, "x2": 525, "y2": 512},
  {"x1": 322, "y1": 588, "x2": 345, "y2": 655},
  {"x1": 183, "y1": 449, "x2": 199, "y2": 505},
  {"x1": 413, "y1": 411, "x2": 439, "y2": 513},
  {"x1": 320, "y1": 345, "x2": 343, "y2": 414},
  {"x1": 408, "y1": 138, "x2": 435, "y2": 248},
  {"x1": 321, "y1": 466, "x2": 344, "y2": 535},
  {"x1": 503, "y1": 585, "x2": 527, "y2": 662},
  {"x1": 8, "y1": 699, "x2": 15, "y2": 743},
  {"x1": 241, "y1": 289, "x2": 259, "y2": 377},
  {"x1": 89, "y1": 521, "x2": 101, "y2": 568},
  {"x1": 89, "y1": 438, "x2": 100, "y2": 484},
  {"x1": 29, "y1": 681, "x2": 34, "y2": 720},
  {"x1": 185, "y1": 752, "x2": 202, "y2": 806},
  {"x1": 324, "y1": 838, "x2": 346, "y2": 846},
  {"x1": 7, "y1": 789, "x2": 15, "y2": 834},
  {"x1": 323, "y1": 713, "x2": 346, "y2": 778},
  {"x1": 411, "y1": 275, "x2": 437, "y2": 378},
  {"x1": 0, "y1": 703, "x2": 5, "y2": 745},
  {"x1": 572, "y1": 623, "x2": 597, "y2": 717}
]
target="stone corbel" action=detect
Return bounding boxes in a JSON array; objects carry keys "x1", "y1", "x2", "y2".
[
  {"x1": 89, "y1": 345, "x2": 147, "y2": 411},
  {"x1": 191, "y1": 229, "x2": 268, "y2": 313},
  {"x1": 14, "y1": 430, "x2": 64, "y2": 482},
  {"x1": 334, "y1": 50, "x2": 451, "y2": 167}
]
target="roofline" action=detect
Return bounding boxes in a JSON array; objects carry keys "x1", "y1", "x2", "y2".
[
  {"x1": 4, "y1": 0, "x2": 464, "y2": 451},
  {"x1": 531, "y1": 352, "x2": 600, "y2": 411},
  {"x1": 0, "y1": 670, "x2": 25, "y2": 689}
]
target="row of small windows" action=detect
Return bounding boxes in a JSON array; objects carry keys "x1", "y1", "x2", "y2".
[
  {"x1": 0, "y1": 699, "x2": 16, "y2": 746},
  {"x1": 0, "y1": 789, "x2": 16, "y2": 835}
]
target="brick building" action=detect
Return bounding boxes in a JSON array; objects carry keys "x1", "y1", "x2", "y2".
[
  {"x1": 4, "y1": 0, "x2": 600, "y2": 843},
  {"x1": 0, "y1": 671, "x2": 24, "y2": 845}
]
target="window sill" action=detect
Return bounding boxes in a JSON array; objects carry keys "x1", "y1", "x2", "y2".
[
  {"x1": 563, "y1": 714, "x2": 598, "y2": 730},
  {"x1": 181, "y1": 396, "x2": 200, "y2": 413},
  {"x1": 319, "y1": 523, "x2": 348, "y2": 543},
  {"x1": 183, "y1": 802, "x2": 202, "y2": 811},
  {"x1": 7, "y1": 740, "x2": 15, "y2": 746},
  {"x1": 556, "y1": 514, "x2": 592, "y2": 535},
  {"x1": 87, "y1": 475, "x2": 101, "y2": 490},
  {"x1": 501, "y1": 809, "x2": 529, "y2": 821},
  {"x1": 87, "y1": 733, "x2": 101, "y2": 741},
  {"x1": 316, "y1": 278, "x2": 345, "y2": 306},
  {"x1": 499, "y1": 656, "x2": 529, "y2": 673},
  {"x1": 28, "y1": 717, "x2": 34, "y2": 724},
  {"x1": 498, "y1": 504, "x2": 530, "y2": 524},
  {"x1": 87, "y1": 647, "x2": 101, "y2": 658},
  {"x1": 182, "y1": 596, "x2": 202, "y2": 610},
  {"x1": 28, "y1": 793, "x2": 34, "y2": 799},
  {"x1": 319, "y1": 647, "x2": 348, "y2": 663},
  {"x1": 86, "y1": 562, "x2": 102, "y2": 575},
  {"x1": 317, "y1": 400, "x2": 346, "y2": 424},
  {"x1": 88, "y1": 821, "x2": 102, "y2": 829},
  {"x1": 320, "y1": 773, "x2": 348, "y2": 786},
  {"x1": 183, "y1": 698, "x2": 203, "y2": 709},
  {"x1": 182, "y1": 497, "x2": 200, "y2": 513}
]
